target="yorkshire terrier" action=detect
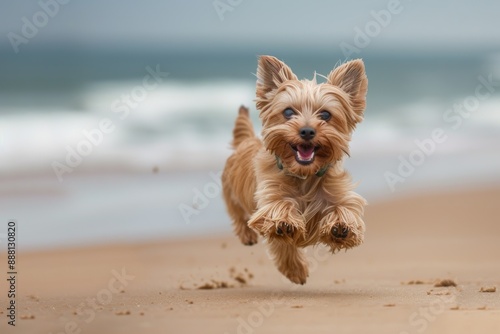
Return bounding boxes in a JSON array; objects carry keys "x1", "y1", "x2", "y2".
[{"x1": 222, "y1": 56, "x2": 368, "y2": 284}]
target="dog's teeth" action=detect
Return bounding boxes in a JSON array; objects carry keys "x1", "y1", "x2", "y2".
[
  {"x1": 296, "y1": 144, "x2": 315, "y2": 162},
  {"x1": 297, "y1": 151, "x2": 314, "y2": 161}
]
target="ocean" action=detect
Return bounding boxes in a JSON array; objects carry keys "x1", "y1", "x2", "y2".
[{"x1": 1, "y1": 48, "x2": 500, "y2": 250}]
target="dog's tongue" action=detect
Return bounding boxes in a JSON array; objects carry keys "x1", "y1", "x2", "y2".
[{"x1": 297, "y1": 145, "x2": 315, "y2": 161}]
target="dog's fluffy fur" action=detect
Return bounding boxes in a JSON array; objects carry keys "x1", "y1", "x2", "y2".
[{"x1": 222, "y1": 56, "x2": 368, "y2": 284}]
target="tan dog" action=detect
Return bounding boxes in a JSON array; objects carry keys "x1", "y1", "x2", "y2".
[{"x1": 222, "y1": 56, "x2": 368, "y2": 284}]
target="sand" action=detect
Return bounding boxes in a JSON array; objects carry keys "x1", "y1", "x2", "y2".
[{"x1": 1, "y1": 187, "x2": 500, "y2": 333}]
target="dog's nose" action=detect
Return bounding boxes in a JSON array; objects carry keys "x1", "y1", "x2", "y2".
[{"x1": 299, "y1": 127, "x2": 315, "y2": 140}]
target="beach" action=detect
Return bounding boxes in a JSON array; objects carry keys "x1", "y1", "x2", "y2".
[{"x1": 2, "y1": 186, "x2": 499, "y2": 334}]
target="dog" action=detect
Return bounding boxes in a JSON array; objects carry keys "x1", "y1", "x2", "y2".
[{"x1": 222, "y1": 56, "x2": 368, "y2": 284}]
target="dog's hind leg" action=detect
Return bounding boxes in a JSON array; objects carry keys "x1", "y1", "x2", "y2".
[
  {"x1": 229, "y1": 202, "x2": 258, "y2": 246},
  {"x1": 223, "y1": 182, "x2": 258, "y2": 245},
  {"x1": 267, "y1": 240, "x2": 309, "y2": 284}
]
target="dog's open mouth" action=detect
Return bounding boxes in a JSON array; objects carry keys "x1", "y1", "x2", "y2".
[{"x1": 291, "y1": 144, "x2": 317, "y2": 165}]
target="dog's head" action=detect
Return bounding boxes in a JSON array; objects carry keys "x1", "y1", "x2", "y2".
[{"x1": 256, "y1": 56, "x2": 368, "y2": 176}]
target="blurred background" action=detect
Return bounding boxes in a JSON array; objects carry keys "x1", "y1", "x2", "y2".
[{"x1": 1, "y1": 0, "x2": 499, "y2": 250}]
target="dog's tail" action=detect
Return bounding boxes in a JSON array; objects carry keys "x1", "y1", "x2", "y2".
[{"x1": 231, "y1": 105, "x2": 255, "y2": 148}]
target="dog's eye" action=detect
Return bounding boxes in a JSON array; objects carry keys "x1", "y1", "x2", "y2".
[
  {"x1": 319, "y1": 111, "x2": 331, "y2": 121},
  {"x1": 283, "y1": 108, "x2": 295, "y2": 120}
]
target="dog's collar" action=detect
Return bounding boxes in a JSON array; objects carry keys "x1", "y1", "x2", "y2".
[{"x1": 275, "y1": 155, "x2": 329, "y2": 178}]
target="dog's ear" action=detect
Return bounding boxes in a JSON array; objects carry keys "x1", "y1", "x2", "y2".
[
  {"x1": 327, "y1": 59, "x2": 368, "y2": 117},
  {"x1": 256, "y1": 56, "x2": 297, "y2": 102}
]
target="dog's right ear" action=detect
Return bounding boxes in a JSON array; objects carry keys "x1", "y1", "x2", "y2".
[{"x1": 256, "y1": 56, "x2": 297, "y2": 103}]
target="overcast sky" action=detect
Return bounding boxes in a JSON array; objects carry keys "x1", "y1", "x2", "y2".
[{"x1": 1, "y1": 0, "x2": 500, "y2": 52}]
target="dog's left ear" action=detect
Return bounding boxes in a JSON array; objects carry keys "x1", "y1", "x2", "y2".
[{"x1": 327, "y1": 59, "x2": 368, "y2": 118}]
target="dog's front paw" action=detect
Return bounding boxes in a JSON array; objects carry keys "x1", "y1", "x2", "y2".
[
  {"x1": 248, "y1": 204, "x2": 305, "y2": 243},
  {"x1": 251, "y1": 217, "x2": 304, "y2": 244},
  {"x1": 331, "y1": 221, "x2": 350, "y2": 239},
  {"x1": 276, "y1": 221, "x2": 294, "y2": 238},
  {"x1": 320, "y1": 209, "x2": 365, "y2": 252}
]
